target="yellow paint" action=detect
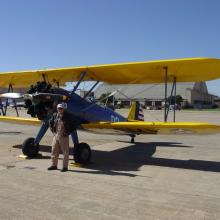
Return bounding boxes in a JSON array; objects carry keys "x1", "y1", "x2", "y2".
[
  {"x1": 82, "y1": 121, "x2": 220, "y2": 135},
  {"x1": 1, "y1": 115, "x2": 220, "y2": 136},
  {"x1": 69, "y1": 162, "x2": 82, "y2": 167},
  {"x1": 127, "y1": 102, "x2": 136, "y2": 121},
  {"x1": 0, "y1": 116, "x2": 41, "y2": 126},
  {"x1": 0, "y1": 58, "x2": 220, "y2": 88}
]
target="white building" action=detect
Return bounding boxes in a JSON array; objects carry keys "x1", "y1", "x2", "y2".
[{"x1": 95, "y1": 82, "x2": 214, "y2": 108}]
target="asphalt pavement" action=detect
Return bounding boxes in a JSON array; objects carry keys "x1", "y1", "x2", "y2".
[{"x1": 0, "y1": 109, "x2": 220, "y2": 220}]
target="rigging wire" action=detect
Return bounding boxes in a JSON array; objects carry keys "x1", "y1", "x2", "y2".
[{"x1": 108, "y1": 83, "x2": 163, "y2": 122}]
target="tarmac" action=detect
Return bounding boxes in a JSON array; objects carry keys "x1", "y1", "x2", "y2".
[{"x1": 0, "y1": 109, "x2": 220, "y2": 220}]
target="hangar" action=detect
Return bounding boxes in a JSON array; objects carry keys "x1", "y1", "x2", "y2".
[{"x1": 95, "y1": 82, "x2": 214, "y2": 108}]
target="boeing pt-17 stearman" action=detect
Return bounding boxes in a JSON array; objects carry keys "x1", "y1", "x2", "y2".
[{"x1": 0, "y1": 57, "x2": 220, "y2": 164}]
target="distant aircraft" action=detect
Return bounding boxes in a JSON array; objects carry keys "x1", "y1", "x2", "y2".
[{"x1": 0, "y1": 57, "x2": 220, "y2": 164}]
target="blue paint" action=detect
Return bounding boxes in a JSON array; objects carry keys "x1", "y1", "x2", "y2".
[
  {"x1": 34, "y1": 92, "x2": 127, "y2": 146},
  {"x1": 34, "y1": 119, "x2": 49, "y2": 144},
  {"x1": 67, "y1": 93, "x2": 127, "y2": 123},
  {"x1": 71, "y1": 130, "x2": 79, "y2": 145}
]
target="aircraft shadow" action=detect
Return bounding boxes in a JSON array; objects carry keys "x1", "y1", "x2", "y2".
[
  {"x1": 13, "y1": 142, "x2": 220, "y2": 176},
  {"x1": 82, "y1": 141, "x2": 220, "y2": 175}
]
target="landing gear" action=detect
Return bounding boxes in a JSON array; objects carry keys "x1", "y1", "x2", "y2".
[
  {"x1": 74, "y1": 143, "x2": 91, "y2": 164},
  {"x1": 130, "y1": 134, "x2": 135, "y2": 143},
  {"x1": 22, "y1": 137, "x2": 39, "y2": 157}
]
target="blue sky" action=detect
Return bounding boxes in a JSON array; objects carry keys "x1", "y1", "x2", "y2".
[{"x1": 0, "y1": 0, "x2": 220, "y2": 95}]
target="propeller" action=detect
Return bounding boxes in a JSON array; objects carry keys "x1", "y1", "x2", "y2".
[
  {"x1": 0, "y1": 81, "x2": 71, "y2": 120},
  {"x1": 0, "y1": 92, "x2": 68, "y2": 102}
]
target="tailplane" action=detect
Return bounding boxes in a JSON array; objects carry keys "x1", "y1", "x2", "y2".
[{"x1": 127, "y1": 101, "x2": 144, "y2": 121}]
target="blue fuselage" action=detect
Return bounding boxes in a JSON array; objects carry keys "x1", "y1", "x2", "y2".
[{"x1": 66, "y1": 93, "x2": 127, "y2": 123}]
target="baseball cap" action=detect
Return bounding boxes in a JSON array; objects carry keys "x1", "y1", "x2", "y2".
[{"x1": 57, "y1": 103, "x2": 67, "y2": 109}]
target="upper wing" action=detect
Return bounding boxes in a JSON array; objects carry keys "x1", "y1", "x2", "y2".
[
  {"x1": 81, "y1": 121, "x2": 220, "y2": 135},
  {"x1": 1, "y1": 58, "x2": 220, "y2": 88},
  {"x1": 0, "y1": 116, "x2": 41, "y2": 126}
]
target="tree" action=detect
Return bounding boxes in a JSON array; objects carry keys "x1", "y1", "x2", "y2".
[{"x1": 167, "y1": 95, "x2": 183, "y2": 105}]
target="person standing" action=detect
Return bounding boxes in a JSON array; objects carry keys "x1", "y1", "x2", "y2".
[{"x1": 48, "y1": 102, "x2": 75, "y2": 172}]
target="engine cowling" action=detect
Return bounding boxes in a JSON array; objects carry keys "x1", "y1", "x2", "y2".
[{"x1": 24, "y1": 82, "x2": 70, "y2": 120}]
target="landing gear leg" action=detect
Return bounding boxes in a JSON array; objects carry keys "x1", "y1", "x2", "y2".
[
  {"x1": 71, "y1": 130, "x2": 91, "y2": 164},
  {"x1": 130, "y1": 135, "x2": 136, "y2": 143}
]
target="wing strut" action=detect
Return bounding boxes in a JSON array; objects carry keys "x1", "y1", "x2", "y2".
[
  {"x1": 0, "y1": 99, "x2": 4, "y2": 115},
  {"x1": 163, "y1": 67, "x2": 177, "y2": 122},
  {"x1": 83, "y1": 81, "x2": 99, "y2": 99},
  {"x1": 164, "y1": 67, "x2": 168, "y2": 122},
  {"x1": 71, "y1": 71, "x2": 87, "y2": 95},
  {"x1": 173, "y1": 77, "x2": 177, "y2": 122},
  {"x1": 42, "y1": 74, "x2": 47, "y2": 83}
]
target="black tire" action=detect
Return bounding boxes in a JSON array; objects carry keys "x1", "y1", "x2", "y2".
[
  {"x1": 74, "y1": 142, "x2": 91, "y2": 164},
  {"x1": 22, "y1": 137, "x2": 39, "y2": 158}
]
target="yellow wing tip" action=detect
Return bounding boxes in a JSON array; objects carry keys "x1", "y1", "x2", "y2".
[{"x1": 0, "y1": 116, "x2": 41, "y2": 125}]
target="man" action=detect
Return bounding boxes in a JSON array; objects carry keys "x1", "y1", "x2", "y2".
[{"x1": 48, "y1": 102, "x2": 75, "y2": 172}]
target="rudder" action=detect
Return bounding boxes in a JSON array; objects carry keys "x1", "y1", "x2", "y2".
[{"x1": 127, "y1": 101, "x2": 144, "y2": 121}]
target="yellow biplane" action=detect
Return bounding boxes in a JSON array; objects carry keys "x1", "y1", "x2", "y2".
[{"x1": 0, "y1": 57, "x2": 220, "y2": 164}]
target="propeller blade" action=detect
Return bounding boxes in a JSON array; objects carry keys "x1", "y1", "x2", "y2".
[
  {"x1": 31, "y1": 93, "x2": 68, "y2": 102},
  {"x1": 0, "y1": 93, "x2": 23, "y2": 99}
]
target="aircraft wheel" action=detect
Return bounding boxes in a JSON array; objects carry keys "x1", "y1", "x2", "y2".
[
  {"x1": 22, "y1": 137, "x2": 39, "y2": 158},
  {"x1": 74, "y1": 142, "x2": 91, "y2": 164}
]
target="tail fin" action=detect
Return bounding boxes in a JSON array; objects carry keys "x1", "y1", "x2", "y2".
[{"x1": 128, "y1": 101, "x2": 144, "y2": 121}]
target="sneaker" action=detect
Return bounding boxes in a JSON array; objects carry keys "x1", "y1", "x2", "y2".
[
  {"x1": 47, "y1": 166, "x2": 57, "y2": 170},
  {"x1": 61, "y1": 167, "x2": 68, "y2": 172}
]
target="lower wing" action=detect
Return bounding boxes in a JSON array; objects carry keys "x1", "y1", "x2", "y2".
[
  {"x1": 81, "y1": 121, "x2": 220, "y2": 135},
  {"x1": 0, "y1": 116, "x2": 220, "y2": 135},
  {"x1": 0, "y1": 116, "x2": 41, "y2": 126}
]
